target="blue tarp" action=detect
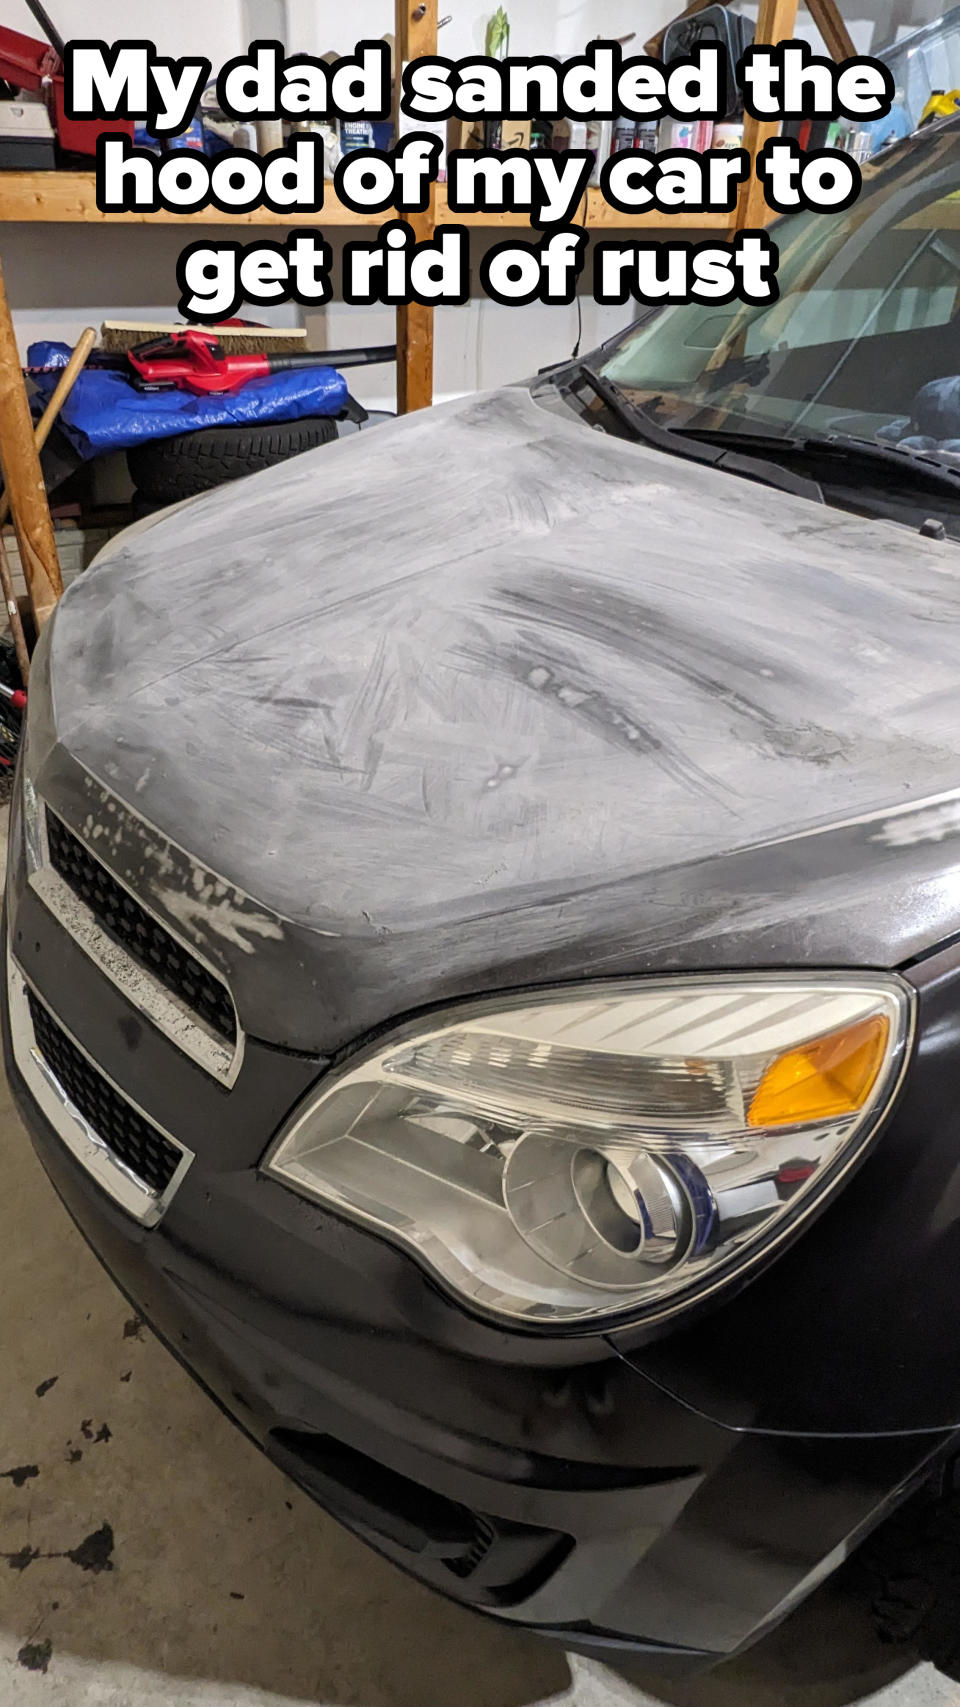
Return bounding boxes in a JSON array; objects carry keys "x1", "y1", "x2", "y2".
[{"x1": 28, "y1": 341, "x2": 349, "y2": 459}]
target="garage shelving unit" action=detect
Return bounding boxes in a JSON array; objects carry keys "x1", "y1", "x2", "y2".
[{"x1": 0, "y1": 0, "x2": 856, "y2": 415}]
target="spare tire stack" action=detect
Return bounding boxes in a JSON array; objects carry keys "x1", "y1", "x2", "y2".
[{"x1": 127, "y1": 415, "x2": 340, "y2": 505}]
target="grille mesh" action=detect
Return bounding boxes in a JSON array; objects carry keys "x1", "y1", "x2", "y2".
[
  {"x1": 46, "y1": 811, "x2": 236, "y2": 1046},
  {"x1": 28, "y1": 991, "x2": 182, "y2": 1196},
  {"x1": 446, "y1": 1516, "x2": 498, "y2": 1579}
]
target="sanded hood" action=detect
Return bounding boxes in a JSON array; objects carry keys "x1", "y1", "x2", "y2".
[{"x1": 40, "y1": 384, "x2": 960, "y2": 1049}]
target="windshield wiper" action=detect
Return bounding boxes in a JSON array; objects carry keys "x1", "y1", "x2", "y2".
[
  {"x1": 675, "y1": 425, "x2": 960, "y2": 505},
  {"x1": 572, "y1": 362, "x2": 701, "y2": 455},
  {"x1": 568, "y1": 363, "x2": 824, "y2": 506},
  {"x1": 811, "y1": 430, "x2": 960, "y2": 491}
]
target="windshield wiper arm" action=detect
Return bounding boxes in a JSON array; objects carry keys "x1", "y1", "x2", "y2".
[
  {"x1": 813, "y1": 430, "x2": 960, "y2": 489},
  {"x1": 573, "y1": 362, "x2": 723, "y2": 461},
  {"x1": 570, "y1": 363, "x2": 824, "y2": 505},
  {"x1": 676, "y1": 425, "x2": 960, "y2": 503}
]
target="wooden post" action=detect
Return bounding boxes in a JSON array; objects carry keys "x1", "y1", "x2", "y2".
[
  {"x1": 736, "y1": 0, "x2": 800, "y2": 230},
  {"x1": 806, "y1": 0, "x2": 856, "y2": 62},
  {"x1": 396, "y1": 0, "x2": 437, "y2": 413},
  {"x1": 0, "y1": 258, "x2": 63, "y2": 632}
]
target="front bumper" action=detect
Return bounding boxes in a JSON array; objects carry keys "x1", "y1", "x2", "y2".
[{"x1": 3, "y1": 872, "x2": 955, "y2": 1671}]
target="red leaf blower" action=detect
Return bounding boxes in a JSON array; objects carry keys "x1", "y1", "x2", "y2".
[{"x1": 120, "y1": 329, "x2": 397, "y2": 396}]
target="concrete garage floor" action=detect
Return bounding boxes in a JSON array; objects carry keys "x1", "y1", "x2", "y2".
[{"x1": 0, "y1": 815, "x2": 957, "y2": 1707}]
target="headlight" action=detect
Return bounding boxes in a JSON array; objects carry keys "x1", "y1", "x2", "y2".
[{"x1": 265, "y1": 976, "x2": 913, "y2": 1329}]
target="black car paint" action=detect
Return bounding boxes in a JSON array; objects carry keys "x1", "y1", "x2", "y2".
[
  {"x1": 10, "y1": 312, "x2": 960, "y2": 1662},
  {"x1": 6, "y1": 798, "x2": 960, "y2": 1665},
  {"x1": 4, "y1": 871, "x2": 957, "y2": 1664},
  {"x1": 614, "y1": 935, "x2": 960, "y2": 1437}
]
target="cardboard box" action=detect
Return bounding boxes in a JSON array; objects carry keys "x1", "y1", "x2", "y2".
[
  {"x1": 448, "y1": 117, "x2": 532, "y2": 154},
  {"x1": 498, "y1": 118, "x2": 532, "y2": 152},
  {"x1": 447, "y1": 116, "x2": 484, "y2": 152}
]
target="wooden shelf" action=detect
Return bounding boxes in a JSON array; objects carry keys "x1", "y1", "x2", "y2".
[
  {"x1": 0, "y1": 171, "x2": 384, "y2": 226},
  {"x1": 451, "y1": 187, "x2": 736, "y2": 229},
  {"x1": 579, "y1": 186, "x2": 736, "y2": 231},
  {"x1": 0, "y1": 172, "x2": 738, "y2": 233}
]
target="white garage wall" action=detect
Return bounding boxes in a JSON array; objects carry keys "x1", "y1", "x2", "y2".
[
  {"x1": 3, "y1": 0, "x2": 677, "y2": 71},
  {"x1": 281, "y1": 0, "x2": 673, "y2": 57},
  {"x1": 3, "y1": 0, "x2": 247, "y2": 62}
]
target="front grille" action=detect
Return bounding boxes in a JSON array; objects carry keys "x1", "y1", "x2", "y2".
[
  {"x1": 46, "y1": 811, "x2": 236, "y2": 1046},
  {"x1": 445, "y1": 1516, "x2": 497, "y2": 1580},
  {"x1": 28, "y1": 991, "x2": 182, "y2": 1196}
]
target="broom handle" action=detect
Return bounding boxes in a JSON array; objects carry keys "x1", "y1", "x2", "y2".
[
  {"x1": 0, "y1": 543, "x2": 30, "y2": 688},
  {"x1": 0, "y1": 328, "x2": 98, "y2": 532},
  {"x1": 0, "y1": 328, "x2": 97, "y2": 686},
  {"x1": 23, "y1": 0, "x2": 67, "y2": 59},
  {"x1": 56, "y1": 342, "x2": 399, "y2": 375}
]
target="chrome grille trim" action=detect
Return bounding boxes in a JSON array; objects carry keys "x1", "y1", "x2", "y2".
[
  {"x1": 28, "y1": 805, "x2": 243, "y2": 1087},
  {"x1": 7, "y1": 954, "x2": 194, "y2": 1227}
]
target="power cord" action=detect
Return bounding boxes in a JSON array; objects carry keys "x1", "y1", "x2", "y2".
[{"x1": 571, "y1": 182, "x2": 589, "y2": 359}]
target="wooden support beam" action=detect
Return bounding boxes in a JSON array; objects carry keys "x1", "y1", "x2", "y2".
[
  {"x1": 0, "y1": 257, "x2": 62, "y2": 633},
  {"x1": 396, "y1": 0, "x2": 437, "y2": 413},
  {"x1": 806, "y1": 0, "x2": 857, "y2": 62},
  {"x1": 736, "y1": 0, "x2": 800, "y2": 230}
]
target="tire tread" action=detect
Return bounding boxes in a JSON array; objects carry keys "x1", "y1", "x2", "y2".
[{"x1": 127, "y1": 417, "x2": 339, "y2": 501}]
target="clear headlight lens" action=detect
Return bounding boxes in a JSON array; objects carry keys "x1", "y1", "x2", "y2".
[{"x1": 265, "y1": 977, "x2": 913, "y2": 1328}]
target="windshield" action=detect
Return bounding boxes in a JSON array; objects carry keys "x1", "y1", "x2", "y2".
[{"x1": 596, "y1": 126, "x2": 960, "y2": 458}]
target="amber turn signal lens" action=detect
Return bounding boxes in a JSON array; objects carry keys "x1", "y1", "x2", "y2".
[{"x1": 748, "y1": 1014, "x2": 891, "y2": 1128}]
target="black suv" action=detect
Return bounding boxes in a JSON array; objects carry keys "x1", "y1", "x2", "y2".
[{"x1": 9, "y1": 119, "x2": 960, "y2": 1679}]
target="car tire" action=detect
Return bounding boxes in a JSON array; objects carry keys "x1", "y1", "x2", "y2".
[
  {"x1": 130, "y1": 491, "x2": 169, "y2": 521},
  {"x1": 861, "y1": 1461, "x2": 960, "y2": 1678},
  {"x1": 126, "y1": 417, "x2": 340, "y2": 502}
]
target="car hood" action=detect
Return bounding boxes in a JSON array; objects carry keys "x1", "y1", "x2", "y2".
[{"x1": 42, "y1": 383, "x2": 960, "y2": 1051}]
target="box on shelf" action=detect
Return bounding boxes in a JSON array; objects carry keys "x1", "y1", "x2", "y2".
[
  {"x1": 448, "y1": 116, "x2": 485, "y2": 152},
  {"x1": 0, "y1": 100, "x2": 55, "y2": 170},
  {"x1": 497, "y1": 119, "x2": 533, "y2": 151}
]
